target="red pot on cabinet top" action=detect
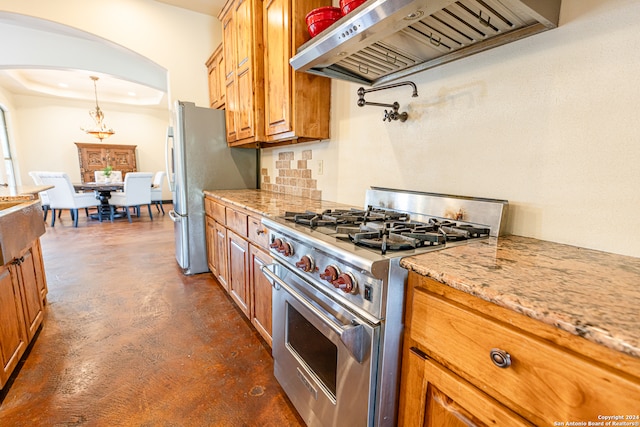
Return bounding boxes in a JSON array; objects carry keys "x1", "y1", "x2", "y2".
[
  {"x1": 340, "y1": 0, "x2": 366, "y2": 15},
  {"x1": 305, "y1": 6, "x2": 342, "y2": 38}
]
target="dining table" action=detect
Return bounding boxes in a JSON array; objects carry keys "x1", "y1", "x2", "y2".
[{"x1": 73, "y1": 181, "x2": 125, "y2": 220}]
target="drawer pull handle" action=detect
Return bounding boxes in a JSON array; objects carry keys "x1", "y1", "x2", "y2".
[{"x1": 490, "y1": 348, "x2": 511, "y2": 368}]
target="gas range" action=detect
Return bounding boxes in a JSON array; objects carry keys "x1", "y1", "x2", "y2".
[{"x1": 260, "y1": 188, "x2": 508, "y2": 427}]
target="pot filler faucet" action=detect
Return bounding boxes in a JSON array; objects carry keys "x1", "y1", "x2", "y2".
[{"x1": 356, "y1": 81, "x2": 418, "y2": 122}]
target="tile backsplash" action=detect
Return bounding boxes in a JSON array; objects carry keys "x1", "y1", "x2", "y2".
[{"x1": 261, "y1": 150, "x2": 322, "y2": 200}]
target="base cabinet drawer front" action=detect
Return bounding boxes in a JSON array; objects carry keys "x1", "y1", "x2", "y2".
[
  {"x1": 248, "y1": 216, "x2": 269, "y2": 250},
  {"x1": 411, "y1": 287, "x2": 640, "y2": 425},
  {"x1": 400, "y1": 348, "x2": 532, "y2": 427},
  {"x1": 226, "y1": 207, "x2": 248, "y2": 237},
  {"x1": 205, "y1": 198, "x2": 226, "y2": 225}
]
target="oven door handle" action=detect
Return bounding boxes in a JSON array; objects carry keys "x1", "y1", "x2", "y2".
[{"x1": 261, "y1": 264, "x2": 366, "y2": 364}]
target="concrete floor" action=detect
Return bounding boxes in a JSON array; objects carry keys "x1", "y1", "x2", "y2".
[{"x1": 0, "y1": 205, "x2": 304, "y2": 426}]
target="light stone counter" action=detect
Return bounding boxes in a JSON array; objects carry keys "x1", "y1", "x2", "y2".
[
  {"x1": 204, "y1": 189, "x2": 359, "y2": 217},
  {"x1": 0, "y1": 184, "x2": 52, "y2": 201},
  {"x1": 401, "y1": 235, "x2": 640, "y2": 359}
]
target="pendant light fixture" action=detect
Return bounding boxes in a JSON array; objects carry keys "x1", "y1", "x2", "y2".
[{"x1": 81, "y1": 76, "x2": 115, "y2": 141}]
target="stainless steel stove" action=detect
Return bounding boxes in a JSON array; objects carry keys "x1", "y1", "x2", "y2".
[{"x1": 260, "y1": 187, "x2": 508, "y2": 427}]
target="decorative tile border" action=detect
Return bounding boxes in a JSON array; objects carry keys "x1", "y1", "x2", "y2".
[{"x1": 262, "y1": 150, "x2": 322, "y2": 200}]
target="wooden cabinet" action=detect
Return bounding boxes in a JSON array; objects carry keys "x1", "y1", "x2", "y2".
[
  {"x1": 0, "y1": 239, "x2": 47, "y2": 390},
  {"x1": 204, "y1": 195, "x2": 273, "y2": 345},
  {"x1": 219, "y1": 0, "x2": 264, "y2": 147},
  {"x1": 205, "y1": 217, "x2": 217, "y2": 276},
  {"x1": 219, "y1": 0, "x2": 331, "y2": 147},
  {"x1": 31, "y1": 239, "x2": 48, "y2": 304},
  {"x1": 0, "y1": 264, "x2": 28, "y2": 389},
  {"x1": 75, "y1": 143, "x2": 137, "y2": 183},
  {"x1": 227, "y1": 229, "x2": 250, "y2": 317},
  {"x1": 206, "y1": 44, "x2": 225, "y2": 109},
  {"x1": 399, "y1": 273, "x2": 640, "y2": 426},
  {"x1": 249, "y1": 244, "x2": 272, "y2": 346},
  {"x1": 262, "y1": 0, "x2": 330, "y2": 144}
]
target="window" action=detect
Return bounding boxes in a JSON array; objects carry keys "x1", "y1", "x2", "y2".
[{"x1": 0, "y1": 106, "x2": 16, "y2": 187}]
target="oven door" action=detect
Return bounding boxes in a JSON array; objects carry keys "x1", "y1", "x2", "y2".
[{"x1": 262, "y1": 263, "x2": 379, "y2": 427}]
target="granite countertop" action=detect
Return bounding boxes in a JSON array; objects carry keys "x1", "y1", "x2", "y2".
[
  {"x1": 401, "y1": 235, "x2": 640, "y2": 359},
  {"x1": 0, "y1": 184, "x2": 52, "y2": 201},
  {"x1": 204, "y1": 189, "x2": 359, "y2": 217}
]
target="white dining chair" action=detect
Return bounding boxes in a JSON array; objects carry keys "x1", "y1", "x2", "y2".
[
  {"x1": 107, "y1": 172, "x2": 153, "y2": 222},
  {"x1": 150, "y1": 171, "x2": 166, "y2": 214},
  {"x1": 37, "y1": 172, "x2": 102, "y2": 227}
]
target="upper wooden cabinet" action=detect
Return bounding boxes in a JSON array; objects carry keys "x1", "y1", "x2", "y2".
[
  {"x1": 219, "y1": 0, "x2": 265, "y2": 147},
  {"x1": 263, "y1": 0, "x2": 330, "y2": 144},
  {"x1": 218, "y1": 0, "x2": 331, "y2": 147},
  {"x1": 206, "y1": 43, "x2": 225, "y2": 109},
  {"x1": 75, "y1": 142, "x2": 137, "y2": 183}
]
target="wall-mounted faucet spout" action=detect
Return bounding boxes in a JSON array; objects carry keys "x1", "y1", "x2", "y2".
[{"x1": 356, "y1": 81, "x2": 418, "y2": 122}]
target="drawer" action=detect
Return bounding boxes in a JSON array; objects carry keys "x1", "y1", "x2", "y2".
[
  {"x1": 248, "y1": 216, "x2": 269, "y2": 249},
  {"x1": 205, "y1": 198, "x2": 226, "y2": 224},
  {"x1": 225, "y1": 207, "x2": 248, "y2": 237},
  {"x1": 410, "y1": 287, "x2": 640, "y2": 426}
]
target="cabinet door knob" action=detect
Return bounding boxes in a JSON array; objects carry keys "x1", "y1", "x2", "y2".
[{"x1": 490, "y1": 348, "x2": 512, "y2": 368}]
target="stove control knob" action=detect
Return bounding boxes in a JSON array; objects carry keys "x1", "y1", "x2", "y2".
[
  {"x1": 295, "y1": 255, "x2": 315, "y2": 272},
  {"x1": 319, "y1": 265, "x2": 340, "y2": 282},
  {"x1": 277, "y1": 241, "x2": 294, "y2": 257},
  {"x1": 269, "y1": 238, "x2": 282, "y2": 249},
  {"x1": 332, "y1": 273, "x2": 357, "y2": 294}
]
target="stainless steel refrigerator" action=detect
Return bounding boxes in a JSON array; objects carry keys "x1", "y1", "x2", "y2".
[{"x1": 166, "y1": 101, "x2": 257, "y2": 275}]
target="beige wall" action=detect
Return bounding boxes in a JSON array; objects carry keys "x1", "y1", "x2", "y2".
[
  {"x1": 261, "y1": 0, "x2": 640, "y2": 257},
  {"x1": 0, "y1": 0, "x2": 221, "y2": 199}
]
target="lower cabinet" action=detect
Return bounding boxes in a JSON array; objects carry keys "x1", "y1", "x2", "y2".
[
  {"x1": 0, "y1": 239, "x2": 46, "y2": 390},
  {"x1": 227, "y1": 229, "x2": 250, "y2": 317},
  {"x1": 204, "y1": 195, "x2": 273, "y2": 346},
  {"x1": 399, "y1": 273, "x2": 640, "y2": 426},
  {"x1": 249, "y1": 244, "x2": 272, "y2": 346}
]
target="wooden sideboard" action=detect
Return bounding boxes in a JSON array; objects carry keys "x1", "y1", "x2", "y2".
[{"x1": 75, "y1": 142, "x2": 137, "y2": 183}]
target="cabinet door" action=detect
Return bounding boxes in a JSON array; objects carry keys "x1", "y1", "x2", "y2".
[
  {"x1": 249, "y1": 245, "x2": 272, "y2": 346},
  {"x1": 109, "y1": 147, "x2": 137, "y2": 176},
  {"x1": 215, "y1": 222, "x2": 229, "y2": 291},
  {"x1": 227, "y1": 230, "x2": 250, "y2": 317},
  {"x1": 0, "y1": 265, "x2": 28, "y2": 389},
  {"x1": 264, "y1": 0, "x2": 291, "y2": 136},
  {"x1": 32, "y1": 239, "x2": 48, "y2": 304},
  {"x1": 222, "y1": 5, "x2": 238, "y2": 142},
  {"x1": 399, "y1": 349, "x2": 532, "y2": 427},
  {"x1": 206, "y1": 217, "x2": 218, "y2": 277},
  {"x1": 15, "y1": 247, "x2": 45, "y2": 340},
  {"x1": 235, "y1": 0, "x2": 256, "y2": 141}
]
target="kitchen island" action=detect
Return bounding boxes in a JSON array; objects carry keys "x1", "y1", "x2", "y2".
[
  {"x1": 0, "y1": 184, "x2": 52, "y2": 201},
  {"x1": 0, "y1": 186, "x2": 49, "y2": 391}
]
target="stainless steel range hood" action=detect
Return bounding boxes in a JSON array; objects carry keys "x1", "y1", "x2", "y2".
[{"x1": 290, "y1": 0, "x2": 561, "y2": 86}]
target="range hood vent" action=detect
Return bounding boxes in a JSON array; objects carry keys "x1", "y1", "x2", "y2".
[{"x1": 290, "y1": 0, "x2": 561, "y2": 86}]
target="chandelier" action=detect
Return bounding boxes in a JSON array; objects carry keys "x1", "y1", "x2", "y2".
[{"x1": 81, "y1": 76, "x2": 115, "y2": 141}]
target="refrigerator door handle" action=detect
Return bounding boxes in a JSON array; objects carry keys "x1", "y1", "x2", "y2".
[
  {"x1": 165, "y1": 126, "x2": 175, "y2": 192},
  {"x1": 168, "y1": 209, "x2": 180, "y2": 222}
]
